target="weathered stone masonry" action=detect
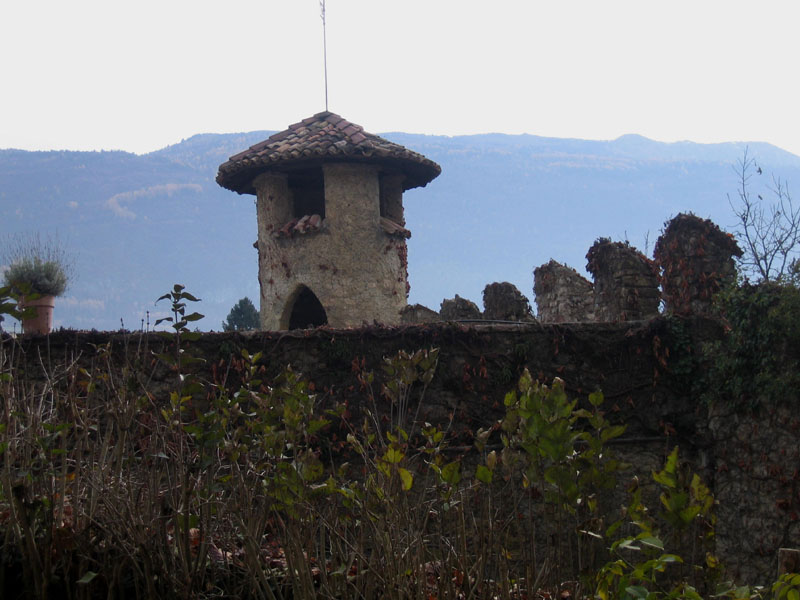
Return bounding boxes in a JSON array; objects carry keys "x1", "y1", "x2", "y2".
[
  {"x1": 654, "y1": 213, "x2": 742, "y2": 316},
  {"x1": 533, "y1": 260, "x2": 594, "y2": 323},
  {"x1": 216, "y1": 112, "x2": 440, "y2": 330},
  {"x1": 586, "y1": 238, "x2": 660, "y2": 321}
]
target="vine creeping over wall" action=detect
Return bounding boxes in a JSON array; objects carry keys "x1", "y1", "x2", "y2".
[{"x1": 654, "y1": 213, "x2": 742, "y2": 316}]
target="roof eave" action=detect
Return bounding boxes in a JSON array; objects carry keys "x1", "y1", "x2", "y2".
[{"x1": 217, "y1": 155, "x2": 440, "y2": 196}]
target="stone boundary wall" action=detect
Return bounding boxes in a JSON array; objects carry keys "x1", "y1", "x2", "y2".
[{"x1": 5, "y1": 316, "x2": 793, "y2": 583}]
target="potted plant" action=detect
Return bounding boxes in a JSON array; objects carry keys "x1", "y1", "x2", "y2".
[{"x1": 2, "y1": 234, "x2": 74, "y2": 334}]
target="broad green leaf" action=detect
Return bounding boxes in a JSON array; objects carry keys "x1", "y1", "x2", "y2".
[
  {"x1": 588, "y1": 389, "x2": 604, "y2": 407},
  {"x1": 182, "y1": 424, "x2": 202, "y2": 436},
  {"x1": 476, "y1": 464, "x2": 493, "y2": 484},
  {"x1": 624, "y1": 585, "x2": 649, "y2": 599},
  {"x1": 679, "y1": 505, "x2": 702, "y2": 524},
  {"x1": 637, "y1": 536, "x2": 664, "y2": 550},
  {"x1": 618, "y1": 538, "x2": 641, "y2": 551},
  {"x1": 77, "y1": 571, "x2": 98, "y2": 585},
  {"x1": 181, "y1": 355, "x2": 206, "y2": 367},
  {"x1": 734, "y1": 585, "x2": 751, "y2": 599},
  {"x1": 307, "y1": 418, "x2": 329, "y2": 435},
  {"x1": 440, "y1": 460, "x2": 461, "y2": 485},
  {"x1": 398, "y1": 468, "x2": 413, "y2": 491},
  {"x1": 376, "y1": 460, "x2": 391, "y2": 477},
  {"x1": 601, "y1": 424, "x2": 627, "y2": 443},
  {"x1": 384, "y1": 446, "x2": 404, "y2": 464},
  {"x1": 653, "y1": 446, "x2": 680, "y2": 488},
  {"x1": 659, "y1": 554, "x2": 682, "y2": 563},
  {"x1": 680, "y1": 585, "x2": 703, "y2": 600}
]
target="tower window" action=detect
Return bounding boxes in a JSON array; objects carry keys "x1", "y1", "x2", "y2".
[
  {"x1": 379, "y1": 172, "x2": 404, "y2": 223},
  {"x1": 288, "y1": 168, "x2": 325, "y2": 218}
]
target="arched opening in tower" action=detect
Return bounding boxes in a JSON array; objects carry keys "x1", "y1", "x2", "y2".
[{"x1": 288, "y1": 286, "x2": 328, "y2": 330}]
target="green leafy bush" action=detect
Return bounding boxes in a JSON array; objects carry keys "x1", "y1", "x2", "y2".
[
  {"x1": 494, "y1": 370, "x2": 627, "y2": 584},
  {"x1": 595, "y1": 446, "x2": 720, "y2": 600}
]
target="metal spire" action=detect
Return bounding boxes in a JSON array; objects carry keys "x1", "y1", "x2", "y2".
[{"x1": 320, "y1": 0, "x2": 328, "y2": 111}]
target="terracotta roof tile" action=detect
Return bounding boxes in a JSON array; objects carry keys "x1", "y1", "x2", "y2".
[{"x1": 216, "y1": 111, "x2": 441, "y2": 195}]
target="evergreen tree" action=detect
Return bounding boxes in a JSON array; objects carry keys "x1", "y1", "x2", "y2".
[{"x1": 222, "y1": 297, "x2": 260, "y2": 331}]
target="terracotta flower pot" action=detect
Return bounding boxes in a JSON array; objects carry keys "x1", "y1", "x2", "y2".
[{"x1": 22, "y1": 295, "x2": 56, "y2": 335}]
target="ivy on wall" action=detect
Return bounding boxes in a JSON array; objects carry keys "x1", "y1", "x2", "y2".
[{"x1": 703, "y1": 282, "x2": 800, "y2": 410}]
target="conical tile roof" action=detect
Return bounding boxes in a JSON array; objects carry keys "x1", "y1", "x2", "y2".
[{"x1": 216, "y1": 112, "x2": 441, "y2": 195}]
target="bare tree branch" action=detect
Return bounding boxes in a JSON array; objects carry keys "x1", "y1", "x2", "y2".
[{"x1": 728, "y1": 148, "x2": 800, "y2": 283}]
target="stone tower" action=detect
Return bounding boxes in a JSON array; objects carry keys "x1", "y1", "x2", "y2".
[{"x1": 216, "y1": 112, "x2": 441, "y2": 330}]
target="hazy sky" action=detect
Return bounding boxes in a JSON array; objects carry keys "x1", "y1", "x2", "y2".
[{"x1": 2, "y1": 0, "x2": 799, "y2": 156}]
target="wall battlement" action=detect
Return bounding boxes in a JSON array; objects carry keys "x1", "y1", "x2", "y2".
[
  {"x1": 401, "y1": 214, "x2": 742, "y2": 326},
  {"x1": 535, "y1": 213, "x2": 741, "y2": 323}
]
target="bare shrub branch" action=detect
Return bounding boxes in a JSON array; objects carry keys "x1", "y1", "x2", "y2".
[{"x1": 728, "y1": 148, "x2": 800, "y2": 283}]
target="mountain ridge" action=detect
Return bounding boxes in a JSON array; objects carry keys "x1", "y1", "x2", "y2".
[{"x1": 2, "y1": 131, "x2": 797, "y2": 331}]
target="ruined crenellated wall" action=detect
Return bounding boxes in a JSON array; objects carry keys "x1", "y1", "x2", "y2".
[
  {"x1": 532, "y1": 213, "x2": 743, "y2": 324},
  {"x1": 404, "y1": 215, "x2": 743, "y2": 326}
]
